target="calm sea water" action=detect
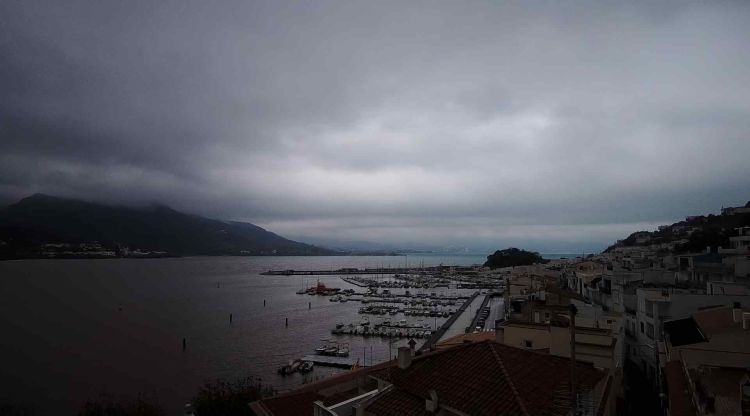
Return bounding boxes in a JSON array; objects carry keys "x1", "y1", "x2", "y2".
[{"x1": 0, "y1": 255, "x2": 487, "y2": 414}]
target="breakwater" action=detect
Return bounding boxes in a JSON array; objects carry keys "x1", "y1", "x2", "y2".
[
  {"x1": 467, "y1": 294, "x2": 494, "y2": 332},
  {"x1": 262, "y1": 267, "x2": 444, "y2": 276},
  {"x1": 419, "y1": 291, "x2": 479, "y2": 351}
]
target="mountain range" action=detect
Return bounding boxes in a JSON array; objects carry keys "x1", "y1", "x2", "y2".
[{"x1": 0, "y1": 194, "x2": 335, "y2": 259}]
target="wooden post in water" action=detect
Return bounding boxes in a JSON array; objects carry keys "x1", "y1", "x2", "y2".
[
  {"x1": 309, "y1": 302, "x2": 311, "y2": 310},
  {"x1": 230, "y1": 313, "x2": 233, "y2": 324},
  {"x1": 264, "y1": 299, "x2": 266, "y2": 307},
  {"x1": 182, "y1": 338, "x2": 186, "y2": 351},
  {"x1": 285, "y1": 317, "x2": 288, "y2": 327}
]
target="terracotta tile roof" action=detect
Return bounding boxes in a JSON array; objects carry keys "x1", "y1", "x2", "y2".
[
  {"x1": 363, "y1": 388, "x2": 429, "y2": 416},
  {"x1": 435, "y1": 330, "x2": 497, "y2": 350},
  {"x1": 665, "y1": 306, "x2": 750, "y2": 348},
  {"x1": 664, "y1": 361, "x2": 696, "y2": 416},
  {"x1": 368, "y1": 340, "x2": 606, "y2": 416},
  {"x1": 254, "y1": 391, "x2": 319, "y2": 416},
  {"x1": 689, "y1": 366, "x2": 749, "y2": 415},
  {"x1": 250, "y1": 359, "x2": 395, "y2": 416},
  {"x1": 692, "y1": 306, "x2": 740, "y2": 337},
  {"x1": 253, "y1": 341, "x2": 607, "y2": 416}
]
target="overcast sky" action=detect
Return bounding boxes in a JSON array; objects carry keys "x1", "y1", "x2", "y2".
[{"x1": 2, "y1": 1, "x2": 750, "y2": 252}]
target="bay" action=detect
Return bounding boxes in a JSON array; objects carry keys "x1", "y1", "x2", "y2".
[{"x1": 0, "y1": 254, "x2": 486, "y2": 414}]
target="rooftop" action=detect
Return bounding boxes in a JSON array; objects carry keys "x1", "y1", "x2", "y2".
[
  {"x1": 250, "y1": 359, "x2": 394, "y2": 415},
  {"x1": 689, "y1": 366, "x2": 749, "y2": 415},
  {"x1": 368, "y1": 341, "x2": 607, "y2": 416},
  {"x1": 252, "y1": 340, "x2": 609, "y2": 416},
  {"x1": 664, "y1": 361, "x2": 697, "y2": 416},
  {"x1": 500, "y1": 319, "x2": 613, "y2": 336},
  {"x1": 692, "y1": 306, "x2": 741, "y2": 337},
  {"x1": 664, "y1": 317, "x2": 707, "y2": 347},
  {"x1": 435, "y1": 330, "x2": 497, "y2": 350}
]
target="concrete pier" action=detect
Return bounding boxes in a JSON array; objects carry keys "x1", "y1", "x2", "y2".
[
  {"x1": 434, "y1": 293, "x2": 485, "y2": 344},
  {"x1": 419, "y1": 292, "x2": 479, "y2": 351},
  {"x1": 300, "y1": 355, "x2": 361, "y2": 368},
  {"x1": 467, "y1": 294, "x2": 493, "y2": 332},
  {"x1": 262, "y1": 267, "x2": 443, "y2": 276}
]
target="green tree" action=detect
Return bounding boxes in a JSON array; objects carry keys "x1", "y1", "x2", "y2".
[{"x1": 483, "y1": 248, "x2": 545, "y2": 269}]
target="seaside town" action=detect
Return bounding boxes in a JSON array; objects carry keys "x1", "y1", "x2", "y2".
[
  {"x1": 3, "y1": 1, "x2": 750, "y2": 415},
  {"x1": 248, "y1": 202, "x2": 750, "y2": 416}
]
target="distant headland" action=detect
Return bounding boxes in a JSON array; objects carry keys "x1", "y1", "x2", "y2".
[{"x1": 0, "y1": 194, "x2": 335, "y2": 259}]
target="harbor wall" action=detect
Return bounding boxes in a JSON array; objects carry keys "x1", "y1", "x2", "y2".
[{"x1": 419, "y1": 291, "x2": 479, "y2": 351}]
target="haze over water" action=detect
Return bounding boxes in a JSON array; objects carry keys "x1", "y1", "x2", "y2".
[{"x1": 0, "y1": 255, "x2": 485, "y2": 414}]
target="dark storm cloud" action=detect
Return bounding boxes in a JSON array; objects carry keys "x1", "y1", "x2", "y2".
[{"x1": 2, "y1": 1, "x2": 750, "y2": 251}]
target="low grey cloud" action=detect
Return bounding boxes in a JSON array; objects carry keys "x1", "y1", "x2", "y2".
[{"x1": 2, "y1": 1, "x2": 749, "y2": 252}]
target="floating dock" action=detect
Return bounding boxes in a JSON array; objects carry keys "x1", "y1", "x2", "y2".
[
  {"x1": 341, "y1": 277, "x2": 370, "y2": 287},
  {"x1": 300, "y1": 355, "x2": 361, "y2": 369}
]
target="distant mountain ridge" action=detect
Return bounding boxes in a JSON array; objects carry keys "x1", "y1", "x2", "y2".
[
  {"x1": 0, "y1": 194, "x2": 334, "y2": 258},
  {"x1": 603, "y1": 200, "x2": 750, "y2": 254}
]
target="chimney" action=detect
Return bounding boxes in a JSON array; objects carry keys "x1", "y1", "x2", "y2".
[
  {"x1": 397, "y1": 347, "x2": 412, "y2": 369},
  {"x1": 733, "y1": 302, "x2": 742, "y2": 323},
  {"x1": 425, "y1": 389, "x2": 439, "y2": 413},
  {"x1": 743, "y1": 312, "x2": 750, "y2": 330}
]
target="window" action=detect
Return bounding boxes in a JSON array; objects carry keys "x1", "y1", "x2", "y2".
[
  {"x1": 640, "y1": 322, "x2": 644, "y2": 333},
  {"x1": 524, "y1": 340, "x2": 533, "y2": 348},
  {"x1": 606, "y1": 319, "x2": 612, "y2": 324}
]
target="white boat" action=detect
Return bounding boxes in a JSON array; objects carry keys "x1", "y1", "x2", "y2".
[
  {"x1": 315, "y1": 339, "x2": 329, "y2": 354},
  {"x1": 336, "y1": 343, "x2": 350, "y2": 357}
]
